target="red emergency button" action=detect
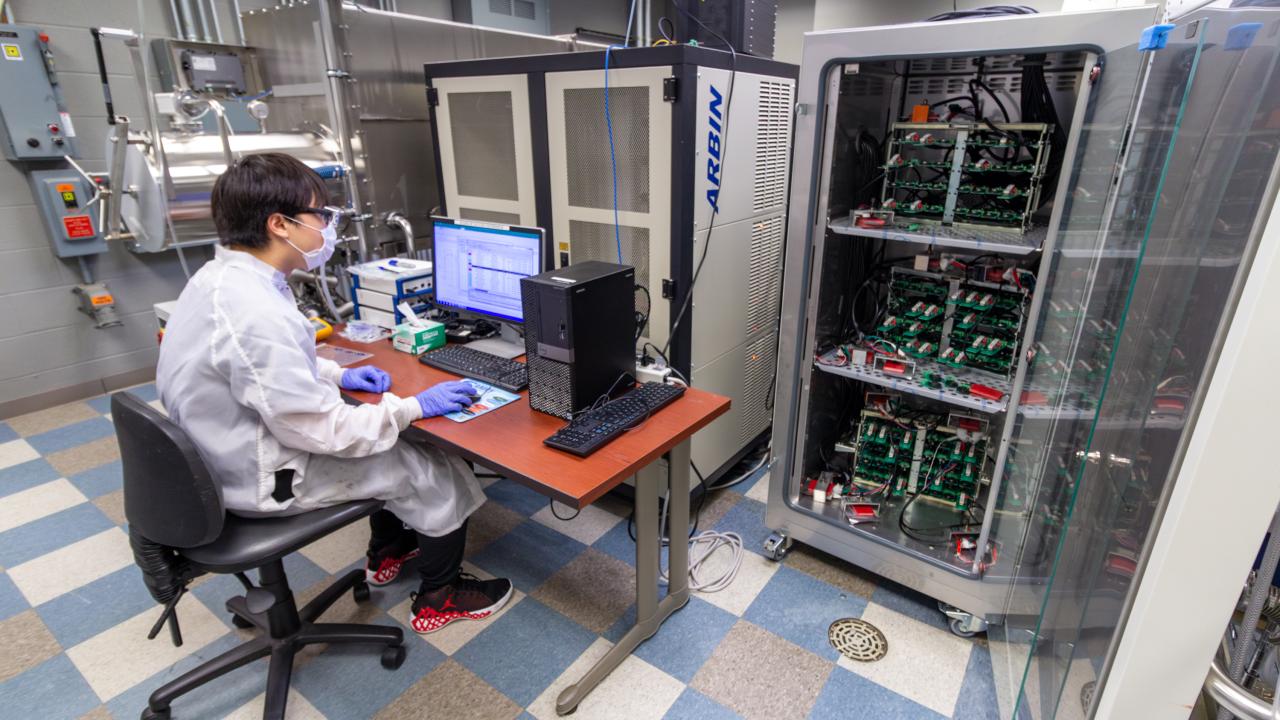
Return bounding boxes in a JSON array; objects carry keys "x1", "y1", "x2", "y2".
[
  {"x1": 38, "y1": 33, "x2": 50, "y2": 43},
  {"x1": 48, "y1": 123, "x2": 61, "y2": 134}
]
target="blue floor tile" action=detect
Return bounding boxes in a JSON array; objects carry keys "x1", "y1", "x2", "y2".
[
  {"x1": 0, "y1": 503, "x2": 114, "y2": 568},
  {"x1": 484, "y1": 478, "x2": 551, "y2": 517},
  {"x1": 0, "y1": 572, "x2": 28, "y2": 622},
  {"x1": 37, "y1": 564, "x2": 154, "y2": 647},
  {"x1": 127, "y1": 383, "x2": 160, "y2": 403},
  {"x1": 665, "y1": 687, "x2": 744, "y2": 720},
  {"x1": 711, "y1": 497, "x2": 771, "y2": 557},
  {"x1": 809, "y1": 665, "x2": 947, "y2": 720},
  {"x1": 85, "y1": 395, "x2": 113, "y2": 414},
  {"x1": 0, "y1": 423, "x2": 16, "y2": 443},
  {"x1": 105, "y1": 631, "x2": 245, "y2": 719},
  {"x1": 25, "y1": 417, "x2": 115, "y2": 455},
  {"x1": 954, "y1": 643, "x2": 1000, "y2": 720},
  {"x1": 744, "y1": 565, "x2": 868, "y2": 661},
  {"x1": 870, "y1": 579, "x2": 949, "y2": 632},
  {"x1": 592, "y1": 516, "x2": 639, "y2": 568},
  {"x1": 0, "y1": 654, "x2": 101, "y2": 720},
  {"x1": 68, "y1": 459, "x2": 123, "y2": 499},
  {"x1": 293, "y1": 626, "x2": 445, "y2": 718},
  {"x1": 469, "y1": 519, "x2": 586, "y2": 592},
  {"x1": 454, "y1": 597, "x2": 596, "y2": 706},
  {"x1": 0, "y1": 458, "x2": 60, "y2": 498},
  {"x1": 604, "y1": 596, "x2": 737, "y2": 683},
  {"x1": 727, "y1": 463, "x2": 768, "y2": 496}
]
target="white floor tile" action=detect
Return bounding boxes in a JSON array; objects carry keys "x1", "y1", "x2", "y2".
[
  {"x1": 531, "y1": 501, "x2": 625, "y2": 546},
  {"x1": 147, "y1": 399, "x2": 168, "y2": 417},
  {"x1": 526, "y1": 637, "x2": 685, "y2": 720},
  {"x1": 838, "y1": 602, "x2": 974, "y2": 716},
  {"x1": 0, "y1": 439, "x2": 38, "y2": 470},
  {"x1": 67, "y1": 594, "x2": 228, "y2": 701},
  {"x1": 298, "y1": 517, "x2": 369, "y2": 574},
  {"x1": 390, "y1": 588, "x2": 526, "y2": 657},
  {"x1": 0, "y1": 478, "x2": 87, "y2": 533},
  {"x1": 8, "y1": 527, "x2": 134, "y2": 606},
  {"x1": 223, "y1": 688, "x2": 326, "y2": 720},
  {"x1": 694, "y1": 548, "x2": 780, "y2": 617},
  {"x1": 745, "y1": 472, "x2": 770, "y2": 504}
]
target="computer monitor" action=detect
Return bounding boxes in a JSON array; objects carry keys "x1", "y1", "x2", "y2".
[{"x1": 431, "y1": 217, "x2": 544, "y2": 325}]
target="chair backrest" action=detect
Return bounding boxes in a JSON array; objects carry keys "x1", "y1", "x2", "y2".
[{"x1": 111, "y1": 392, "x2": 224, "y2": 548}]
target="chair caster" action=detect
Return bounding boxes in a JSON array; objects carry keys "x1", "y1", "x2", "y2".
[
  {"x1": 764, "y1": 531, "x2": 792, "y2": 561},
  {"x1": 353, "y1": 580, "x2": 371, "y2": 603},
  {"x1": 231, "y1": 614, "x2": 255, "y2": 629},
  {"x1": 381, "y1": 644, "x2": 406, "y2": 670},
  {"x1": 141, "y1": 706, "x2": 171, "y2": 720}
]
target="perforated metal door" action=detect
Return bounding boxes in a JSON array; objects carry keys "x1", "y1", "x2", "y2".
[
  {"x1": 432, "y1": 75, "x2": 537, "y2": 225},
  {"x1": 545, "y1": 67, "x2": 672, "y2": 347}
]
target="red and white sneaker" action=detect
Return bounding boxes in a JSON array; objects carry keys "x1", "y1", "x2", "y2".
[
  {"x1": 365, "y1": 536, "x2": 421, "y2": 587},
  {"x1": 408, "y1": 573, "x2": 513, "y2": 634}
]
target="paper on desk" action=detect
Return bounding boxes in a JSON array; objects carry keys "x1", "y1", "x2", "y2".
[
  {"x1": 316, "y1": 343, "x2": 374, "y2": 366},
  {"x1": 443, "y1": 381, "x2": 520, "y2": 423}
]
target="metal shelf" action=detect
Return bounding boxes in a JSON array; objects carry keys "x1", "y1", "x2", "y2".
[
  {"x1": 814, "y1": 350, "x2": 1012, "y2": 413},
  {"x1": 829, "y1": 215, "x2": 1045, "y2": 256}
]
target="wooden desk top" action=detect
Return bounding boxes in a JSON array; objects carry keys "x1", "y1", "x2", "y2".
[{"x1": 327, "y1": 333, "x2": 730, "y2": 509}]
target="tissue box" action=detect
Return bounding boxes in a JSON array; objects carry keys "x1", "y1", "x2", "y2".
[{"x1": 392, "y1": 320, "x2": 445, "y2": 355}]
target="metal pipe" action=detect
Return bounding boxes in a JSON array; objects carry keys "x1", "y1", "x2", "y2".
[
  {"x1": 167, "y1": 0, "x2": 183, "y2": 39},
  {"x1": 384, "y1": 211, "x2": 415, "y2": 255},
  {"x1": 177, "y1": 0, "x2": 199, "y2": 40},
  {"x1": 318, "y1": 0, "x2": 369, "y2": 260},
  {"x1": 106, "y1": 118, "x2": 130, "y2": 238},
  {"x1": 193, "y1": 0, "x2": 213, "y2": 42},
  {"x1": 1207, "y1": 657, "x2": 1276, "y2": 720},
  {"x1": 289, "y1": 269, "x2": 340, "y2": 288},
  {"x1": 231, "y1": 0, "x2": 246, "y2": 45},
  {"x1": 205, "y1": 0, "x2": 223, "y2": 43},
  {"x1": 77, "y1": 256, "x2": 95, "y2": 285}
]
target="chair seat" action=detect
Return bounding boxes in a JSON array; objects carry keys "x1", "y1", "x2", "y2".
[{"x1": 184, "y1": 500, "x2": 383, "y2": 574}]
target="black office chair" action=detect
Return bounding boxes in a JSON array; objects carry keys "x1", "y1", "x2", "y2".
[{"x1": 111, "y1": 392, "x2": 406, "y2": 720}]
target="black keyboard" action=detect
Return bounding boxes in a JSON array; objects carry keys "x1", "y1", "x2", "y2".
[
  {"x1": 418, "y1": 345, "x2": 528, "y2": 392},
  {"x1": 544, "y1": 382, "x2": 686, "y2": 457}
]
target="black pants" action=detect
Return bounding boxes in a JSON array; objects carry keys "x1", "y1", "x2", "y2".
[{"x1": 368, "y1": 510, "x2": 467, "y2": 590}]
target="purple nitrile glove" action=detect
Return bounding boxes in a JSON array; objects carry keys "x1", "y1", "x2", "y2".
[
  {"x1": 341, "y1": 366, "x2": 392, "y2": 393},
  {"x1": 416, "y1": 380, "x2": 477, "y2": 418}
]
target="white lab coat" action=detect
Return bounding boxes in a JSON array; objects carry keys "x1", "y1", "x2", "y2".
[{"x1": 156, "y1": 246, "x2": 485, "y2": 536}]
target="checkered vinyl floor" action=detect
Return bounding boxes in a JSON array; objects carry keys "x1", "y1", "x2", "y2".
[{"x1": 0, "y1": 384, "x2": 1002, "y2": 720}]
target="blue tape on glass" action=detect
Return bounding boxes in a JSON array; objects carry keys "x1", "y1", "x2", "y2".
[
  {"x1": 1226, "y1": 23, "x2": 1263, "y2": 51},
  {"x1": 1138, "y1": 24, "x2": 1175, "y2": 52}
]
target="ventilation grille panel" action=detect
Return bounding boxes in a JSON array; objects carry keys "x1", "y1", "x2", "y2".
[
  {"x1": 753, "y1": 81, "x2": 793, "y2": 213},
  {"x1": 513, "y1": 0, "x2": 536, "y2": 20},
  {"x1": 747, "y1": 216, "x2": 784, "y2": 334},
  {"x1": 740, "y1": 332, "x2": 777, "y2": 443},
  {"x1": 489, "y1": 0, "x2": 513, "y2": 14},
  {"x1": 567, "y1": 220, "x2": 650, "y2": 311},
  {"x1": 448, "y1": 91, "x2": 519, "y2": 202},
  {"x1": 564, "y1": 86, "x2": 650, "y2": 213},
  {"x1": 458, "y1": 207, "x2": 522, "y2": 225},
  {"x1": 906, "y1": 52, "x2": 1085, "y2": 75},
  {"x1": 523, "y1": 286, "x2": 575, "y2": 419}
]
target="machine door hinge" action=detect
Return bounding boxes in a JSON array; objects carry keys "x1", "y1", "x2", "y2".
[
  {"x1": 662, "y1": 278, "x2": 676, "y2": 299},
  {"x1": 663, "y1": 76, "x2": 678, "y2": 102},
  {"x1": 426, "y1": 87, "x2": 439, "y2": 107}
]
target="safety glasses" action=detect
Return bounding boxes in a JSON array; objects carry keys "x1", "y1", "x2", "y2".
[{"x1": 301, "y1": 206, "x2": 342, "y2": 226}]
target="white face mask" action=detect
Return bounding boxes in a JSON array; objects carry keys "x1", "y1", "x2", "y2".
[{"x1": 284, "y1": 213, "x2": 338, "y2": 270}]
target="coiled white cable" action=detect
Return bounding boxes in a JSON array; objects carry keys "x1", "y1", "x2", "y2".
[{"x1": 660, "y1": 530, "x2": 744, "y2": 593}]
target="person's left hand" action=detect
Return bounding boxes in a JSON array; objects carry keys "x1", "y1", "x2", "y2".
[{"x1": 340, "y1": 365, "x2": 392, "y2": 393}]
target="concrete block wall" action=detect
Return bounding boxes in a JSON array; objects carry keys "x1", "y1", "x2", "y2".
[{"x1": 0, "y1": 0, "x2": 216, "y2": 418}]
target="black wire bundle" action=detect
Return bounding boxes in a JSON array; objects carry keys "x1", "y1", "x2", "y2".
[
  {"x1": 925, "y1": 5, "x2": 1038, "y2": 22},
  {"x1": 848, "y1": 129, "x2": 883, "y2": 209},
  {"x1": 1020, "y1": 53, "x2": 1067, "y2": 202}
]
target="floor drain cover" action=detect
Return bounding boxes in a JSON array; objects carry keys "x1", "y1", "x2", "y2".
[{"x1": 828, "y1": 618, "x2": 888, "y2": 662}]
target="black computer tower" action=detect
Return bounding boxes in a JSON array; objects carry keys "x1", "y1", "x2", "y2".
[{"x1": 521, "y1": 261, "x2": 636, "y2": 419}]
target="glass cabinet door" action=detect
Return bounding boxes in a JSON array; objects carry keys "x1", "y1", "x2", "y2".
[{"x1": 991, "y1": 6, "x2": 1280, "y2": 718}]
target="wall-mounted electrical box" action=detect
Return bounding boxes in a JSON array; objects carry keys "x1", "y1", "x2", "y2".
[
  {"x1": 28, "y1": 170, "x2": 105, "y2": 257},
  {"x1": 0, "y1": 25, "x2": 76, "y2": 161}
]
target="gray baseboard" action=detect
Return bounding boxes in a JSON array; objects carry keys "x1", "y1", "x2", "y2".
[{"x1": 0, "y1": 365, "x2": 157, "y2": 420}]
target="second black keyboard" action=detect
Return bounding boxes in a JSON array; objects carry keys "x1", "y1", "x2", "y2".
[
  {"x1": 544, "y1": 382, "x2": 686, "y2": 457},
  {"x1": 418, "y1": 345, "x2": 528, "y2": 392}
]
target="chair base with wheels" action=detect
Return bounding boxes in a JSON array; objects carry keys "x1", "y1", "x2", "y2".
[{"x1": 109, "y1": 392, "x2": 408, "y2": 720}]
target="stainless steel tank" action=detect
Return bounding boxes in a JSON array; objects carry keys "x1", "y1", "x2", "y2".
[{"x1": 116, "y1": 129, "x2": 343, "y2": 252}]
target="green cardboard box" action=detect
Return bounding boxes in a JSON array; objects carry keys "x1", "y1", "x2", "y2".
[{"x1": 392, "y1": 319, "x2": 445, "y2": 354}]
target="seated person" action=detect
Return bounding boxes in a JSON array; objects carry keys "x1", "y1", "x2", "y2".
[{"x1": 157, "y1": 152, "x2": 510, "y2": 634}]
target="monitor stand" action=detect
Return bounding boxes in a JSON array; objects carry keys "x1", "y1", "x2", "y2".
[{"x1": 466, "y1": 322, "x2": 525, "y2": 359}]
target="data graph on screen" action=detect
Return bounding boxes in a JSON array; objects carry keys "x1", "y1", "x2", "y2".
[{"x1": 433, "y1": 220, "x2": 543, "y2": 323}]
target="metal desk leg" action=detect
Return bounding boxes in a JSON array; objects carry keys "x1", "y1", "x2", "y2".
[{"x1": 555, "y1": 441, "x2": 693, "y2": 715}]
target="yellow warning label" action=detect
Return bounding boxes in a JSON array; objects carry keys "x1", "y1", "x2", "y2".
[{"x1": 2, "y1": 44, "x2": 21, "y2": 60}]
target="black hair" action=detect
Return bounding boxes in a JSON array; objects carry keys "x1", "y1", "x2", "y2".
[{"x1": 210, "y1": 152, "x2": 328, "y2": 249}]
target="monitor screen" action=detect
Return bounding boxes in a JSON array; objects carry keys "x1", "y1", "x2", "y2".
[{"x1": 431, "y1": 218, "x2": 543, "y2": 324}]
